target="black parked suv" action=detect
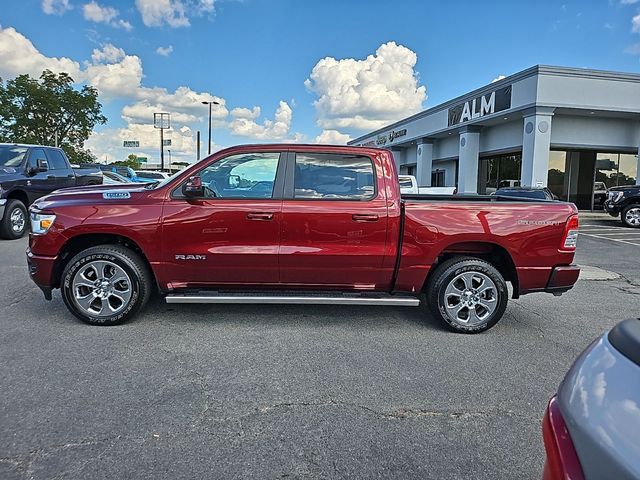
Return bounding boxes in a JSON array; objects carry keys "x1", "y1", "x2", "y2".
[
  {"x1": 604, "y1": 184, "x2": 640, "y2": 228},
  {"x1": 0, "y1": 144, "x2": 103, "y2": 239}
]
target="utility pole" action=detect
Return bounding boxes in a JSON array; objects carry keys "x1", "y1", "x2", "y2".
[
  {"x1": 201, "y1": 100, "x2": 220, "y2": 156},
  {"x1": 196, "y1": 130, "x2": 201, "y2": 161}
]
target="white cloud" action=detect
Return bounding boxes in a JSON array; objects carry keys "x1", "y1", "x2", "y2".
[
  {"x1": 135, "y1": 0, "x2": 215, "y2": 28},
  {"x1": 42, "y1": 0, "x2": 71, "y2": 15},
  {"x1": 90, "y1": 43, "x2": 125, "y2": 63},
  {"x1": 229, "y1": 101, "x2": 292, "y2": 139},
  {"x1": 86, "y1": 123, "x2": 200, "y2": 164},
  {"x1": 136, "y1": 0, "x2": 188, "y2": 27},
  {"x1": 491, "y1": 74, "x2": 506, "y2": 83},
  {"x1": 155, "y1": 45, "x2": 174, "y2": 56},
  {"x1": 83, "y1": 1, "x2": 133, "y2": 30},
  {"x1": 621, "y1": 0, "x2": 639, "y2": 4},
  {"x1": 230, "y1": 106, "x2": 261, "y2": 120},
  {"x1": 85, "y1": 52, "x2": 144, "y2": 98},
  {"x1": 0, "y1": 26, "x2": 81, "y2": 79},
  {"x1": 314, "y1": 129, "x2": 351, "y2": 145},
  {"x1": 305, "y1": 41, "x2": 427, "y2": 132},
  {"x1": 633, "y1": 14, "x2": 640, "y2": 33}
]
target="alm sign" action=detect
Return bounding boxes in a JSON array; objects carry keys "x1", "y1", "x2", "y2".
[{"x1": 448, "y1": 86, "x2": 511, "y2": 126}]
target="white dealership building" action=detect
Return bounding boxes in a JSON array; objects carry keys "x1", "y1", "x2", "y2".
[{"x1": 348, "y1": 65, "x2": 640, "y2": 210}]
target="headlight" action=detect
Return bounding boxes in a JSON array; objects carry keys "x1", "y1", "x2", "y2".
[
  {"x1": 30, "y1": 211, "x2": 56, "y2": 235},
  {"x1": 608, "y1": 191, "x2": 624, "y2": 203}
]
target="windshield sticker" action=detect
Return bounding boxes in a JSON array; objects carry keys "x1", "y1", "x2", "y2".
[{"x1": 103, "y1": 191, "x2": 131, "y2": 200}]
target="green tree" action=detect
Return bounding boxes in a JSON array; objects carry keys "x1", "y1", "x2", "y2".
[
  {"x1": 112, "y1": 154, "x2": 141, "y2": 170},
  {"x1": 0, "y1": 70, "x2": 106, "y2": 163}
]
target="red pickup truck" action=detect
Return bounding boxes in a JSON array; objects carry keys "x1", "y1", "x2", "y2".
[{"x1": 26, "y1": 144, "x2": 580, "y2": 333}]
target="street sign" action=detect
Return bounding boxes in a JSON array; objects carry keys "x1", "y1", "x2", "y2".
[
  {"x1": 162, "y1": 139, "x2": 172, "y2": 146},
  {"x1": 137, "y1": 157, "x2": 148, "y2": 163},
  {"x1": 123, "y1": 141, "x2": 139, "y2": 147}
]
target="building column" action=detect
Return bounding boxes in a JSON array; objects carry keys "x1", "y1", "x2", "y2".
[
  {"x1": 521, "y1": 107, "x2": 555, "y2": 188},
  {"x1": 457, "y1": 127, "x2": 481, "y2": 194},
  {"x1": 389, "y1": 148, "x2": 402, "y2": 172},
  {"x1": 416, "y1": 139, "x2": 433, "y2": 187},
  {"x1": 636, "y1": 134, "x2": 640, "y2": 185}
]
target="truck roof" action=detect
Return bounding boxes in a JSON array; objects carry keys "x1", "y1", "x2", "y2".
[{"x1": 0, "y1": 143, "x2": 61, "y2": 149}]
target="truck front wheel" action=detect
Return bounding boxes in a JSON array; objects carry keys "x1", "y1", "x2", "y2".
[
  {"x1": 61, "y1": 245, "x2": 152, "y2": 326},
  {"x1": 0, "y1": 199, "x2": 28, "y2": 239},
  {"x1": 426, "y1": 257, "x2": 508, "y2": 333},
  {"x1": 621, "y1": 204, "x2": 640, "y2": 228}
]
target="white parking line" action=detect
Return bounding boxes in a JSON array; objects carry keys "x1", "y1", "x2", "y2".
[
  {"x1": 579, "y1": 233, "x2": 640, "y2": 247},
  {"x1": 579, "y1": 229, "x2": 640, "y2": 235}
]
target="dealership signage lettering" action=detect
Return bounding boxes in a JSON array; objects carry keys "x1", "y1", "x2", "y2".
[
  {"x1": 375, "y1": 128, "x2": 408, "y2": 146},
  {"x1": 448, "y1": 86, "x2": 511, "y2": 126},
  {"x1": 123, "y1": 140, "x2": 139, "y2": 147}
]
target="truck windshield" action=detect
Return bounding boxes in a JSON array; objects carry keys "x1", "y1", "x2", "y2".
[{"x1": 0, "y1": 146, "x2": 28, "y2": 168}]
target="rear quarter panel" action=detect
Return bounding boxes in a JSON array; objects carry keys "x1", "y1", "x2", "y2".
[{"x1": 395, "y1": 201, "x2": 578, "y2": 293}]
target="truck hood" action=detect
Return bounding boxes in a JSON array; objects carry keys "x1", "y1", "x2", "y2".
[
  {"x1": 32, "y1": 183, "x2": 151, "y2": 211},
  {"x1": 608, "y1": 184, "x2": 640, "y2": 192},
  {"x1": 0, "y1": 167, "x2": 24, "y2": 183}
]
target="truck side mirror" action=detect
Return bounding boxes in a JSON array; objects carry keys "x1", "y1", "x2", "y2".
[
  {"x1": 36, "y1": 159, "x2": 49, "y2": 172},
  {"x1": 182, "y1": 176, "x2": 205, "y2": 198}
]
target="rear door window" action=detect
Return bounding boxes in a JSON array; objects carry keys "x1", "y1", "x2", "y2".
[{"x1": 293, "y1": 153, "x2": 375, "y2": 200}]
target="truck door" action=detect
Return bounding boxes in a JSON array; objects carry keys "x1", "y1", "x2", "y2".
[
  {"x1": 279, "y1": 151, "x2": 391, "y2": 290},
  {"x1": 24, "y1": 148, "x2": 55, "y2": 204},
  {"x1": 160, "y1": 150, "x2": 285, "y2": 288},
  {"x1": 45, "y1": 149, "x2": 75, "y2": 189}
]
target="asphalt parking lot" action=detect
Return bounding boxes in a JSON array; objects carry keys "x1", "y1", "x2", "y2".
[{"x1": 1, "y1": 215, "x2": 639, "y2": 480}]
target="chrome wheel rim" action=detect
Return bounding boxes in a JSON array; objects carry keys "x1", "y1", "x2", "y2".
[
  {"x1": 443, "y1": 271, "x2": 497, "y2": 326},
  {"x1": 71, "y1": 260, "x2": 132, "y2": 317},
  {"x1": 625, "y1": 208, "x2": 640, "y2": 227},
  {"x1": 10, "y1": 208, "x2": 25, "y2": 233}
]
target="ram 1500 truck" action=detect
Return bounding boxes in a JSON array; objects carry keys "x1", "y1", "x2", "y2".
[
  {"x1": 26, "y1": 144, "x2": 580, "y2": 333},
  {"x1": 0, "y1": 143, "x2": 103, "y2": 239}
]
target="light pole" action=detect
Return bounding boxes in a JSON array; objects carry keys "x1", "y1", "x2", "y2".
[
  {"x1": 154, "y1": 112, "x2": 170, "y2": 172},
  {"x1": 201, "y1": 100, "x2": 220, "y2": 156},
  {"x1": 167, "y1": 149, "x2": 171, "y2": 173}
]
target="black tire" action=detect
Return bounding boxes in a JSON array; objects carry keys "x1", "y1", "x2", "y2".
[
  {"x1": 621, "y1": 204, "x2": 640, "y2": 228},
  {"x1": 61, "y1": 245, "x2": 152, "y2": 326},
  {"x1": 425, "y1": 256, "x2": 508, "y2": 333},
  {"x1": 0, "y1": 199, "x2": 28, "y2": 239}
]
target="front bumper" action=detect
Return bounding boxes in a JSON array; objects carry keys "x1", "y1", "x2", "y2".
[
  {"x1": 604, "y1": 200, "x2": 621, "y2": 216},
  {"x1": 0, "y1": 198, "x2": 6, "y2": 221},
  {"x1": 26, "y1": 247, "x2": 56, "y2": 300}
]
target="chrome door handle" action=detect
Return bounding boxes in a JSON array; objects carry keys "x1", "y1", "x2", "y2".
[
  {"x1": 247, "y1": 212, "x2": 274, "y2": 221},
  {"x1": 352, "y1": 214, "x2": 379, "y2": 222}
]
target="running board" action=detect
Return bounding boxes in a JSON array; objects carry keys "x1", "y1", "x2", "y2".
[{"x1": 165, "y1": 291, "x2": 420, "y2": 306}]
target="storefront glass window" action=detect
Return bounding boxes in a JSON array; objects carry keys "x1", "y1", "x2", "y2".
[
  {"x1": 478, "y1": 153, "x2": 522, "y2": 194},
  {"x1": 547, "y1": 151, "x2": 567, "y2": 200}
]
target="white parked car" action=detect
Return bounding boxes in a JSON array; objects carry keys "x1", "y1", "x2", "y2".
[
  {"x1": 398, "y1": 175, "x2": 457, "y2": 195},
  {"x1": 134, "y1": 170, "x2": 172, "y2": 182}
]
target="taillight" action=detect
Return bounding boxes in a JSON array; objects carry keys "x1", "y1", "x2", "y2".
[
  {"x1": 542, "y1": 397, "x2": 584, "y2": 480},
  {"x1": 561, "y1": 214, "x2": 579, "y2": 251}
]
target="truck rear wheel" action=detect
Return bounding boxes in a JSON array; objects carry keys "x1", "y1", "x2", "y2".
[
  {"x1": 61, "y1": 245, "x2": 152, "y2": 326},
  {"x1": 426, "y1": 257, "x2": 508, "y2": 333},
  {"x1": 0, "y1": 199, "x2": 28, "y2": 239}
]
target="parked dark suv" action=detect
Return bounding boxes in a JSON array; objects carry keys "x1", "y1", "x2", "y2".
[
  {"x1": 0, "y1": 144, "x2": 102, "y2": 239},
  {"x1": 604, "y1": 184, "x2": 640, "y2": 228}
]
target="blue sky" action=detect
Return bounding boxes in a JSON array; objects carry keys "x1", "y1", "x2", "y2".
[{"x1": 1, "y1": 0, "x2": 640, "y2": 164}]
